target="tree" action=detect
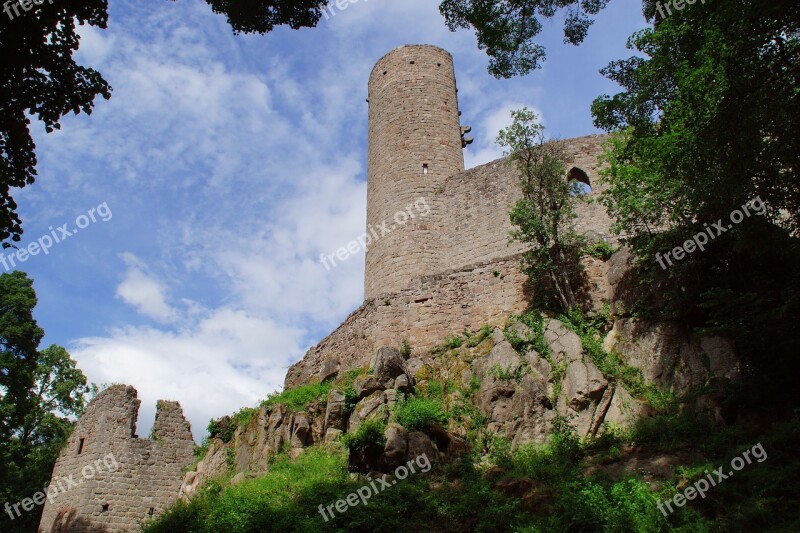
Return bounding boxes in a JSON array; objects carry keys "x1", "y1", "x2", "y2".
[
  {"x1": 0, "y1": 272, "x2": 91, "y2": 532},
  {"x1": 590, "y1": 1, "x2": 800, "y2": 410},
  {"x1": 499, "y1": 108, "x2": 584, "y2": 311},
  {"x1": 0, "y1": 1, "x2": 111, "y2": 248},
  {"x1": 439, "y1": 0, "x2": 612, "y2": 78}
]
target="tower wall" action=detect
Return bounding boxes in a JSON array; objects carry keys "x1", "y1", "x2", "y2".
[{"x1": 365, "y1": 45, "x2": 465, "y2": 299}]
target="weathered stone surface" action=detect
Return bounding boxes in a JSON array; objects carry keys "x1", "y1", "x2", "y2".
[
  {"x1": 291, "y1": 413, "x2": 311, "y2": 448},
  {"x1": 475, "y1": 340, "x2": 521, "y2": 376},
  {"x1": 371, "y1": 346, "x2": 409, "y2": 383},
  {"x1": 325, "y1": 389, "x2": 346, "y2": 431},
  {"x1": 384, "y1": 423, "x2": 408, "y2": 466},
  {"x1": 406, "y1": 432, "x2": 439, "y2": 464},
  {"x1": 325, "y1": 428, "x2": 343, "y2": 442},
  {"x1": 492, "y1": 326, "x2": 506, "y2": 344},
  {"x1": 320, "y1": 356, "x2": 340, "y2": 382},
  {"x1": 605, "y1": 319, "x2": 740, "y2": 393},
  {"x1": 604, "y1": 386, "x2": 644, "y2": 428},
  {"x1": 395, "y1": 374, "x2": 414, "y2": 393},
  {"x1": 563, "y1": 358, "x2": 608, "y2": 411},
  {"x1": 39, "y1": 385, "x2": 195, "y2": 532},
  {"x1": 354, "y1": 375, "x2": 385, "y2": 399},
  {"x1": 545, "y1": 319, "x2": 584, "y2": 366},
  {"x1": 349, "y1": 391, "x2": 389, "y2": 433}
]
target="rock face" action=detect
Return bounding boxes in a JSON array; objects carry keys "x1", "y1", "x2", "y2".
[
  {"x1": 604, "y1": 319, "x2": 740, "y2": 393},
  {"x1": 39, "y1": 385, "x2": 195, "y2": 533}
]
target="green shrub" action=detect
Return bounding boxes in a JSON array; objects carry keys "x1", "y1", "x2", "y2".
[
  {"x1": 585, "y1": 240, "x2": 616, "y2": 260},
  {"x1": 341, "y1": 419, "x2": 387, "y2": 452},
  {"x1": 504, "y1": 311, "x2": 551, "y2": 357},
  {"x1": 393, "y1": 396, "x2": 447, "y2": 432},
  {"x1": 442, "y1": 335, "x2": 464, "y2": 349},
  {"x1": 466, "y1": 324, "x2": 493, "y2": 347},
  {"x1": 343, "y1": 386, "x2": 359, "y2": 415},
  {"x1": 399, "y1": 338, "x2": 412, "y2": 359},
  {"x1": 207, "y1": 417, "x2": 235, "y2": 443},
  {"x1": 260, "y1": 381, "x2": 332, "y2": 412}
]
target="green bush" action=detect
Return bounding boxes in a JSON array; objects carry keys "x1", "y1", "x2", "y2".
[
  {"x1": 585, "y1": 240, "x2": 616, "y2": 260},
  {"x1": 260, "y1": 381, "x2": 331, "y2": 412},
  {"x1": 341, "y1": 419, "x2": 387, "y2": 452},
  {"x1": 207, "y1": 417, "x2": 235, "y2": 443},
  {"x1": 399, "y1": 338, "x2": 412, "y2": 359},
  {"x1": 393, "y1": 396, "x2": 447, "y2": 432}
]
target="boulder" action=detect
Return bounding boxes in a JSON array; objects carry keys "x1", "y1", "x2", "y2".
[
  {"x1": 291, "y1": 413, "x2": 311, "y2": 448},
  {"x1": 562, "y1": 358, "x2": 608, "y2": 410},
  {"x1": 319, "y1": 356, "x2": 340, "y2": 382},
  {"x1": 348, "y1": 391, "x2": 388, "y2": 433},
  {"x1": 324, "y1": 389, "x2": 345, "y2": 431},
  {"x1": 394, "y1": 374, "x2": 414, "y2": 393},
  {"x1": 371, "y1": 347, "x2": 409, "y2": 384},
  {"x1": 354, "y1": 375, "x2": 385, "y2": 399},
  {"x1": 383, "y1": 423, "x2": 407, "y2": 466},
  {"x1": 406, "y1": 432, "x2": 438, "y2": 465}
]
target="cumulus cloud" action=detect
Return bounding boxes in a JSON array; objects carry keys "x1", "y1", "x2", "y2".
[{"x1": 115, "y1": 254, "x2": 177, "y2": 323}]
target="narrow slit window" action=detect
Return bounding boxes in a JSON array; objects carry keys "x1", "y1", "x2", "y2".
[
  {"x1": 101, "y1": 503, "x2": 109, "y2": 513},
  {"x1": 422, "y1": 164, "x2": 428, "y2": 175},
  {"x1": 77, "y1": 438, "x2": 85, "y2": 455}
]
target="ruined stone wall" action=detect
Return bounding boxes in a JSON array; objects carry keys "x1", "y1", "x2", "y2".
[
  {"x1": 38, "y1": 385, "x2": 194, "y2": 533},
  {"x1": 429, "y1": 134, "x2": 613, "y2": 275},
  {"x1": 286, "y1": 255, "x2": 528, "y2": 388},
  {"x1": 365, "y1": 45, "x2": 466, "y2": 300}
]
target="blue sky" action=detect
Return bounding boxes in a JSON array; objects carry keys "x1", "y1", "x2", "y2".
[{"x1": 11, "y1": 0, "x2": 647, "y2": 440}]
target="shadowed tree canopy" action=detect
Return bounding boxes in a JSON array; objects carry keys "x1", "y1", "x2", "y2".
[
  {"x1": 439, "y1": 0, "x2": 612, "y2": 78},
  {"x1": 0, "y1": 1, "x2": 111, "y2": 248}
]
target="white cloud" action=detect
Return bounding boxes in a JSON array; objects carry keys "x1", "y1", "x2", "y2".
[
  {"x1": 115, "y1": 254, "x2": 177, "y2": 323},
  {"x1": 71, "y1": 307, "x2": 304, "y2": 441}
]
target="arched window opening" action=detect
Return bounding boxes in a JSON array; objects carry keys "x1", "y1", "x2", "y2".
[{"x1": 567, "y1": 167, "x2": 592, "y2": 195}]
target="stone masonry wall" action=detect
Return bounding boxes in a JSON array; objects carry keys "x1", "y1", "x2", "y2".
[
  {"x1": 365, "y1": 45, "x2": 466, "y2": 300},
  {"x1": 288, "y1": 134, "x2": 615, "y2": 389},
  {"x1": 433, "y1": 134, "x2": 614, "y2": 273},
  {"x1": 38, "y1": 385, "x2": 194, "y2": 533},
  {"x1": 286, "y1": 255, "x2": 528, "y2": 388}
]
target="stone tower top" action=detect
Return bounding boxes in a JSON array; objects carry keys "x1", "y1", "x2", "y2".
[{"x1": 365, "y1": 45, "x2": 468, "y2": 299}]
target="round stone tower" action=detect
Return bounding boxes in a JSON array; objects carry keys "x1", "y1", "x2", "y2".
[{"x1": 365, "y1": 45, "x2": 467, "y2": 299}]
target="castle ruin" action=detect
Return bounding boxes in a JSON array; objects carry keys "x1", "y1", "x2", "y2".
[
  {"x1": 39, "y1": 44, "x2": 739, "y2": 532},
  {"x1": 286, "y1": 44, "x2": 614, "y2": 388},
  {"x1": 38, "y1": 386, "x2": 194, "y2": 532}
]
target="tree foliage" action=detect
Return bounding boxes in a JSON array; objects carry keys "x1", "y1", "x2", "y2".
[
  {"x1": 196, "y1": 0, "x2": 327, "y2": 34},
  {"x1": 0, "y1": 272, "x2": 91, "y2": 532},
  {"x1": 591, "y1": 0, "x2": 800, "y2": 409},
  {"x1": 439, "y1": 0, "x2": 611, "y2": 77},
  {"x1": 0, "y1": 1, "x2": 112, "y2": 248},
  {"x1": 499, "y1": 109, "x2": 584, "y2": 311}
]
